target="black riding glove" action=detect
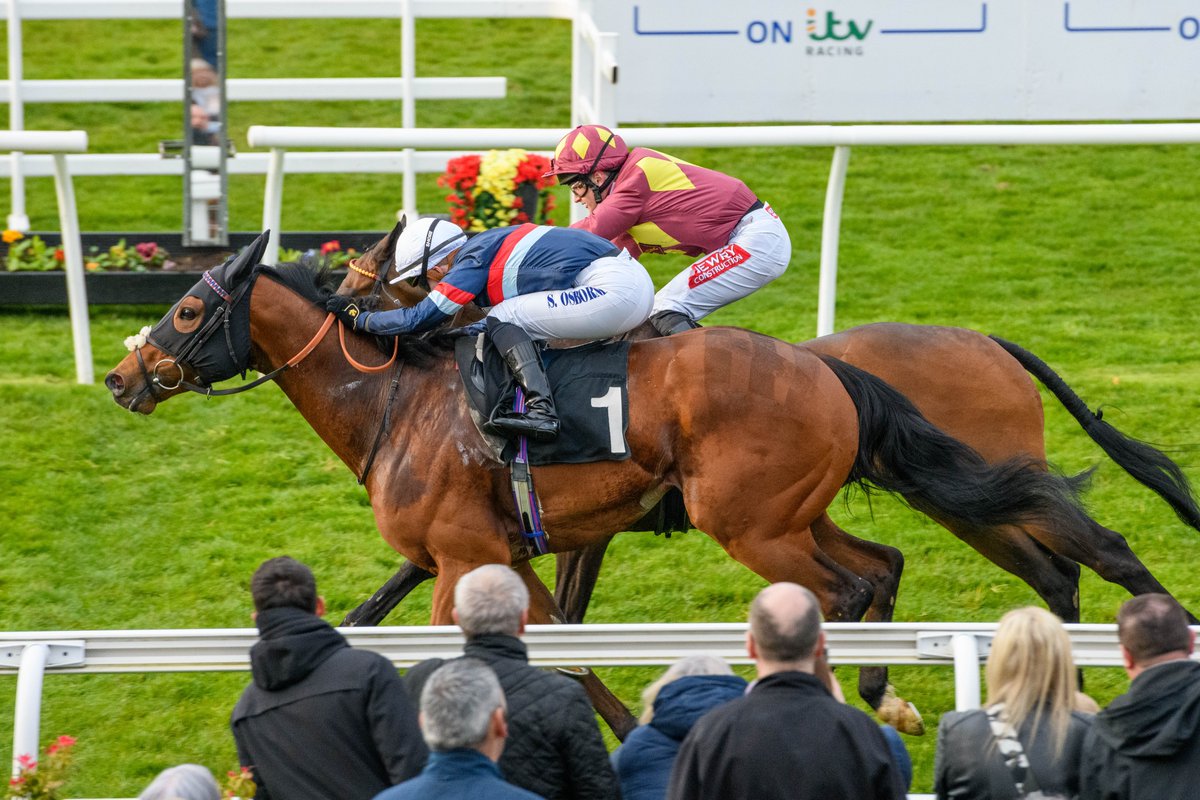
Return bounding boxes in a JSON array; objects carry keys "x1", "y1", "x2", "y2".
[{"x1": 325, "y1": 294, "x2": 366, "y2": 330}]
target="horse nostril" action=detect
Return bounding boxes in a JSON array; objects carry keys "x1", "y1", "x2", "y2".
[{"x1": 104, "y1": 372, "x2": 124, "y2": 395}]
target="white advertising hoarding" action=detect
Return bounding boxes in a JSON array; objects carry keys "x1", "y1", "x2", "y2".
[{"x1": 585, "y1": 0, "x2": 1200, "y2": 122}]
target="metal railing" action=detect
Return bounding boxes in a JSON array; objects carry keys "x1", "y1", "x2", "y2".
[
  {"x1": 0, "y1": 130, "x2": 90, "y2": 383},
  {"x1": 246, "y1": 121, "x2": 1200, "y2": 335}
]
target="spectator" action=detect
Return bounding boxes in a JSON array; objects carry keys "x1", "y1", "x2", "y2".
[
  {"x1": 230, "y1": 556, "x2": 427, "y2": 800},
  {"x1": 374, "y1": 658, "x2": 544, "y2": 800},
  {"x1": 935, "y1": 606, "x2": 1093, "y2": 799},
  {"x1": 138, "y1": 764, "x2": 219, "y2": 800},
  {"x1": 1080, "y1": 593, "x2": 1200, "y2": 800},
  {"x1": 404, "y1": 564, "x2": 619, "y2": 800},
  {"x1": 666, "y1": 582, "x2": 906, "y2": 799},
  {"x1": 610, "y1": 655, "x2": 747, "y2": 800}
]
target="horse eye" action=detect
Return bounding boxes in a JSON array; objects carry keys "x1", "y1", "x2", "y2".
[{"x1": 179, "y1": 307, "x2": 197, "y2": 321}]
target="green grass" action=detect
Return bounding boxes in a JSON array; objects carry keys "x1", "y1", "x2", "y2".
[{"x1": 2, "y1": 13, "x2": 1200, "y2": 798}]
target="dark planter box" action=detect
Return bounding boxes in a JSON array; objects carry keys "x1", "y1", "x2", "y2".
[
  {"x1": 0, "y1": 268, "x2": 351, "y2": 306},
  {"x1": 0, "y1": 230, "x2": 373, "y2": 306}
]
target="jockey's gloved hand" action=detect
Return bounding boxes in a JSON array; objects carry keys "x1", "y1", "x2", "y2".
[
  {"x1": 325, "y1": 294, "x2": 365, "y2": 330},
  {"x1": 446, "y1": 320, "x2": 488, "y2": 338}
]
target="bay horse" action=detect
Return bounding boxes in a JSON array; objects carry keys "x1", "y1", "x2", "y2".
[
  {"x1": 333, "y1": 223, "x2": 1200, "y2": 724},
  {"x1": 104, "y1": 233, "x2": 1180, "y2": 737}
]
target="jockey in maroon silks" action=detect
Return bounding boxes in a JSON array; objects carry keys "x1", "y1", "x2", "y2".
[{"x1": 544, "y1": 124, "x2": 791, "y2": 336}]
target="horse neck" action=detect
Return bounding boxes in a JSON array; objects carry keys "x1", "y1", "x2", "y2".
[{"x1": 247, "y1": 277, "x2": 435, "y2": 478}]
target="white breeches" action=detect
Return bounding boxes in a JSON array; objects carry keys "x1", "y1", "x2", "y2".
[
  {"x1": 652, "y1": 203, "x2": 791, "y2": 320},
  {"x1": 487, "y1": 250, "x2": 655, "y2": 341}
]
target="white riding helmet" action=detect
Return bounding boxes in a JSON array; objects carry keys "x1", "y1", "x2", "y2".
[{"x1": 389, "y1": 216, "x2": 468, "y2": 284}]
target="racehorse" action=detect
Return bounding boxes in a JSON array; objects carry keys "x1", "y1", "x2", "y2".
[
  {"x1": 103, "y1": 233, "x2": 1181, "y2": 737},
  {"x1": 334, "y1": 223, "x2": 1200, "y2": 723}
]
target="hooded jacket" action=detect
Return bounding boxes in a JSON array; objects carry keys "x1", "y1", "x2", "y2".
[
  {"x1": 610, "y1": 674, "x2": 747, "y2": 800},
  {"x1": 1081, "y1": 659, "x2": 1200, "y2": 800},
  {"x1": 230, "y1": 607, "x2": 427, "y2": 800},
  {"x1": 404, "y1": 633, "x2": 619, "y2": 800}
]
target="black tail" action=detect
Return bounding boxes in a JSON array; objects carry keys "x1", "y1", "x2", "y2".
[
  {"x1": 818, "y1": 354, "x2": 1095, "y2": 536},
  {"x1": 989, "y1": 335, "x2": 1200, "y2": 531}
]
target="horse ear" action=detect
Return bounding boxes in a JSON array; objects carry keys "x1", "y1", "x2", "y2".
[
  {"x1": 384, "y1": 219, "x2": 404, "y2": 259},
  {"x1": 227, "y1": 230, "x2": 271, "y2": 284}
]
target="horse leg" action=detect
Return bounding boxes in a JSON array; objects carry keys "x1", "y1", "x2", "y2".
[
  {"x1": 513, "y1": 560, "x2": 639, "y2": 741},
  {"x1": 1022, "y1": 516, "x2": 1199, "y2": 623},
  {"x1": 554, "y1": 538, "x2": 613, "y2": 624},
  {"x1": 341, "y1": 561, "x2": 435, "y2": 627},
  {"x1": 810, "y1": 514, "x2": 924, "y2": 735}
]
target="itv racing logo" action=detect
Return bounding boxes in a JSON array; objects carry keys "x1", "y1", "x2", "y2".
[{"x1": 742, "y1": 7, "x2": 873, "y2": 57}]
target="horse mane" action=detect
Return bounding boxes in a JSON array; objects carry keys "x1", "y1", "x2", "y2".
[{"x1": 253, "y1": 259, "x2": 455, "y2": 366}]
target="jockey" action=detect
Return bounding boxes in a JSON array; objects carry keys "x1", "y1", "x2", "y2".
[
  {"x1": 545, "y1": 124, "x2": 791, "y2": 336},
  {"x1": 325, "y1": 217, "x2": 654, "y2": 442}
]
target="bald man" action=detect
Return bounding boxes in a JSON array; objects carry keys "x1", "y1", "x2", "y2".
[{"x1": 667, "y1": 583, "x2": 906, "y2": 800}]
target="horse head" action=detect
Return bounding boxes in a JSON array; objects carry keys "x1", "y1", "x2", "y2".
[
  {"x1": 104, "y1": 231, "x2": 270, "y2": 414},
  {"x1": 335, "y1": 218, "x2": 427, "y2": 311},
  {"x1": 335, "y1": 221, "x2": 487, "y2": 325}
]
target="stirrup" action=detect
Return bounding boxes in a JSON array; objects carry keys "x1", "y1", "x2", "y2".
[
  {"x1": 649, "y1": 310, "x2": 700, "y2": 337},
  {"x1": 491, "y1": 413, "x2": 560, "y2": 442}
]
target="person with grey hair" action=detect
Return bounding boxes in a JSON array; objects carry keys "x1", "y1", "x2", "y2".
[
  {"x1": 404, "y1": 564, "x2": 618, "y2": 800},
  {"x1": 1080, "y1": 593, "x2": 1200, "y2": 800},
  {"x1": 667, "y1": 582, "x2": 906, "y2": 800},
  {"x1": 138, "y1": 764, "x2": 220, "y2": 800},
  {"x1": 610, "y1": 655, "x2": 747, "y2": 800},
  {"x1": 373, "y1": 659, "x2": 544, "y2": 799}
]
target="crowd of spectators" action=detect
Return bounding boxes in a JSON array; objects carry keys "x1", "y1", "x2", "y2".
[{"x1": 135, "y1": 557, "x2": 1197, "y2": 800}]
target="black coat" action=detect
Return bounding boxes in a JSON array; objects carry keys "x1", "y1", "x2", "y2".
[
  {"x1": 231, "y1": 607, "x2": 428, "y2": 800},
  {"x1": 935, "y1": 707, "x2": 1093, "y2": 799},
  {"x1": 666, "y1": 671, "x2": 906, "y2": 800},
  {"x1": 1081, "y1": 659, "x2": 1200, "y2": 800},
  {"x1": 405, "y1": 633, "x2": 620, "y2": 800}
]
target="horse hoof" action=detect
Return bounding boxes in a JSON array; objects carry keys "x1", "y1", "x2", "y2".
[{"x1": 877, "y1": 689, "x2": 925, "y2": 736}]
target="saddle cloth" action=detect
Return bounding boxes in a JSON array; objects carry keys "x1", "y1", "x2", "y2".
[{"x1": 454, "y1": 334, "x2": 633, "y2": 466}]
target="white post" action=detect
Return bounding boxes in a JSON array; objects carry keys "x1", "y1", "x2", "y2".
[
  {"x1": 951, "y1": 632, "x2": 982, "y2": 711},
  {"x1": 594, "y1": 32, "x2": 618, "y2": 130},
  {"x1": 6, "y1": 0, "x2": 29, "y2": 232},
  {"x1": 817, "y1": 145, "x2": 851, "y2": 337},
  {"x1": 399, "y1": 0, "x2": 416, "y2": 221},
  {"x1": 11, "y1": 644, "x2": 48, "y2": 778},
  {"x1": 262, "y1": 147, "x2": 285, "y2": 265},
  {"x1": 52, "y1": 154, "x2": 92, "y2": 384}
]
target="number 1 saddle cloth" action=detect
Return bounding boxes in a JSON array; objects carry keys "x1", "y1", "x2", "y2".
[{"x1": 453, "y1": 333, "x2": 633, "y2": 466}]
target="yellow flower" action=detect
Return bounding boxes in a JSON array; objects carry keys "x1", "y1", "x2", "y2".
[
  {"x1": 85, "y1": 261, "x2": 100, "y2": 271},
  {"x1": 2, "y1": 229, "x2": 24, "y2": 243}
]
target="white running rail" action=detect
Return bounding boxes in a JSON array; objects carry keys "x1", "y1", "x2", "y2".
[
  {"x1": 0, "y1": 130, "x2": 90, "y2": 383},
  {"x1": 246, "y1": 122, "x2": 1200, "y2": 335}
]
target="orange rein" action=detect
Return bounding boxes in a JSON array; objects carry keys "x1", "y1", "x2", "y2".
[{"x1": 337, "y1": 315, "x2": 399, "y2": 373}]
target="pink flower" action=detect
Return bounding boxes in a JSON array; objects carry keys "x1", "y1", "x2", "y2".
[
  {"x1": 16, "y1": 754, "x2": 36, "y2": 769},
  {"x1": 135, "y1": 242, "x2": 159, "y2": 261},
  {"x1": 56, "y1": 735, "x2": 77, "y2": 748}
]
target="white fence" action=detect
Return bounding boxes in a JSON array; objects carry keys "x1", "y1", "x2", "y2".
[
  {"x1": 2, "y1": 621, "x2": 1138, "y2": 799},
  {"x1": 0, "y1": 130, "x2": 90, "y2": 382},
  {"x1": 1, "y1": 0, "x2": 613, "y2": 226},
  {"x1": 246, "y1": 121, "x2": 1200, "y2": 336}
]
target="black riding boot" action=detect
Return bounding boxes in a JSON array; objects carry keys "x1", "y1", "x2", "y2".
[
  {"x1": 488, "y1": 320, "x2": 560, "y2": 442},
  {"x1": 649, "y1": 309, "x2": 701, "y2": 337}
]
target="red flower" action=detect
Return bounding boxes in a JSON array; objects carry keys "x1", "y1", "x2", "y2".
[
  {"x1": 16, "y1": 754, "x2": 36, "y2": 769},
  {"x1": 135, "y1": 241, "x2": 159, "y2": 261},
  {"x1": 53, "y1": 247, "x2": 65, "y2": 262},
  {"x1": 320, "y1": 240, "x2": 340, "y2": 255}
]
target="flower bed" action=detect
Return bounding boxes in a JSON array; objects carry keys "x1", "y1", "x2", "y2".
[
  {"x1": 439, "y1": 148, "x2": 556, "y2": 230},
  {"x1": 0, "y1": 231, "x2": 375, "y2": 305}
]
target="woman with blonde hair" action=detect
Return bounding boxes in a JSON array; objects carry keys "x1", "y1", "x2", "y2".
[
  {"x1": 611, "y1": 655, "x2": 747, "y2": 800},
  {"x1": 935, "y1": 606, "x2": 1094, "y2": 799}
]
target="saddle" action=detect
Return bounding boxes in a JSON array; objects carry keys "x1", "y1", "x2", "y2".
[{"x1": 453, "y1": 326, "x2": 692, "y2": 556}]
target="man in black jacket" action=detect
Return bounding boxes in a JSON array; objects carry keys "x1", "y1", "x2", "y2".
[
  {"x1": 230, "y1": 556, "x2": 427, "y2": 800},
  {"x1": 404, "y1": 564, "x2": 619, "y2": 800},
  {"x1": 1081, "y1": 593, "x2": 1200, "y2": 800},
  {"x1": 667, "y1": 582, "x2": 906, "y2": 800}
]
